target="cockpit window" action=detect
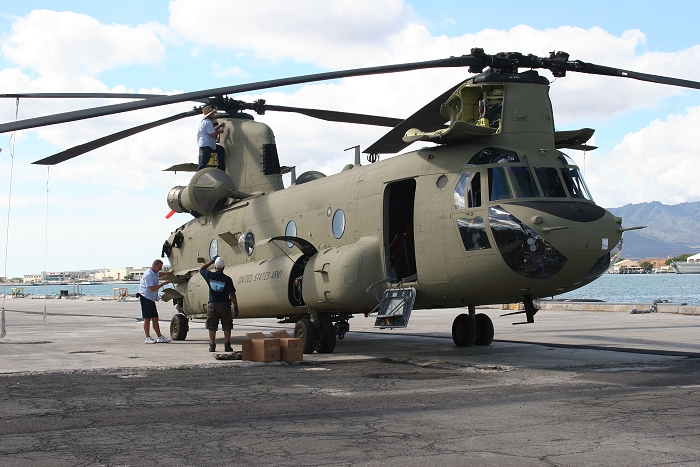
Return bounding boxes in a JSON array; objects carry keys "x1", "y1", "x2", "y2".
[
  {"x1": 488, "y1": 167, "x2": 540, "y2": 201},
  {"x1": 467, "y1": 147, "x2": 520, "y2": 166},
  {"x1": 454, "y1": 172, "x2": 482, "y2": 210},
  {"x1": 534, "y1": 167, "x2": 567, "y2": 198},
  {"x1": 561, "y1": 167, "x2": 593, "y2": 200},
  {"x1": 558, "y1": 152, "x2": 576, "y2": 165}
]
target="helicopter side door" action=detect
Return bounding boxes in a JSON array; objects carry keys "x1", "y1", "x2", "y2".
[{"x1": 383, "y1": 179, "x2": 417, "y2": 283}]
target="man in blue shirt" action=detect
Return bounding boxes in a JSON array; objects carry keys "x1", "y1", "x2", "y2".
[
  {"x1": 196, "y1": 105, "x2": 226, "y2": 172},
  {"x1": 138, "y1": 259, "x2": 174, "y2": 344},
  {"x1": 200, "y1": 256, "x2": 239, "y2": 352}
]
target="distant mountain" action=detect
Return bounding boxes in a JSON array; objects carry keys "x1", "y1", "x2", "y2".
[{"x1": 607, "y1": 201, "x2": 700, "y2": 259}]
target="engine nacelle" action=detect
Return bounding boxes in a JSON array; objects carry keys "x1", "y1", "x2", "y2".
[{"x1": 167, "y1": 168, "x2": 235, "y2": 216}]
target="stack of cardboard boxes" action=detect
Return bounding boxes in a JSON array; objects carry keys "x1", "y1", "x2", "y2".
[{"x1": 242, "y1": 330, "x2": 304, "y2": 362}]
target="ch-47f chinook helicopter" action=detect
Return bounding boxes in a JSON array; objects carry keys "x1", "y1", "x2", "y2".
[{"x1": 3, "y1": 49, "x2": 699, "y2": 353}]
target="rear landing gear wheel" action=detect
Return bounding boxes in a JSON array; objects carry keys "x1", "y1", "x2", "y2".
[
  {"x1": 452, "y1": 313, "x2": 476, "y2": 347},
  {"x1": 294, "y1": 318, "x2": 317, "y2": 354},
  {"x1": 170, "y1": 313, "x2": 189, "y2": 341},
  {"x1": 474, "y1": 313, "x2": 494, "y2": 346},
  {"x1": 316, "y1": 319, "x2": 336, "y2": 354}
]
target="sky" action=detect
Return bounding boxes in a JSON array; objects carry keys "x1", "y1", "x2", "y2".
[{"x1": 1, "y1": 0, "x2": 700, "y2": 278}]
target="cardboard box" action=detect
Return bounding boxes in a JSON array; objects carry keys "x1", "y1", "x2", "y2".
[
  {"x1": 242, "y1": 332, "x2": 267, "y2": 361},
  {"x1": 242, "y1": 331, "x2": 302, "y2": 362},
  {"x1": 251, "y1": 338, "x2": 280, "y2": 362},
  {"x1": 271, "y1": 330, "x2": 304, "y2": 362}
]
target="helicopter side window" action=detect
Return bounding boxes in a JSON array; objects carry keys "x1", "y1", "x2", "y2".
[
  {"x1": 534, "y1": 167, "x2": 567, "y2": 198},
  {"x1": 457, "y1": 217, "x2": 491, "y2": 251},
  {"x1": 488, "y1": 167, "x2": 540, "y2": 201},
  {"x1": 560, "y1": 167, "x2": 593, "y2": 201},
  {"x1": 454, "y1": 173, "x2": 482, "y2": 210}
]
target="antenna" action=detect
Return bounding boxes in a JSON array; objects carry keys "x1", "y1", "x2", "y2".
[{"x1": 344, "y1": 145, "x2": 361, "y2": 167}]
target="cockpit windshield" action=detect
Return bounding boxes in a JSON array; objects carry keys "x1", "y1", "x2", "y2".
[
  {"x1": 561, "y1": 167, "x2": 593, "y2": 200},
  {"x1": 488, "y1": 166, "x2": 540, "y2": 201},
  {"x1": 558, "y1": 151, "x2": 593, "y2": 201}
]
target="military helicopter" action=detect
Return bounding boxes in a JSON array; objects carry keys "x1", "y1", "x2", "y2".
[{"x1": 3, "y1": 49, "x2": 699, "y2": 354}]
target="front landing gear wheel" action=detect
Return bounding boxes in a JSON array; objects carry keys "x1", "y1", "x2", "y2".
[
  {"x1": 294, "y1": 318, "x2": 317, "y2": 354},
  {"x1": 316, "y1": 319, "x2": 336, "y2": 354},
  {"x1": 474, "y1": 313, "x2": 494, "y2": 346},
  {"x1": 452, "y1": 313, "x2": 476, "y2": 347},
  {"x1": 170, "y1": 313, "x2": 189, "y2": 341}
]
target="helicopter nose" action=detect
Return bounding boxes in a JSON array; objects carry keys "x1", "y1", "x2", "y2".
[{"x1": 487, "y1": 205, "x2": 567, "y2": 280}]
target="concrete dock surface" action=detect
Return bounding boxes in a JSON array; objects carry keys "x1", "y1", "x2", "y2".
[
  {"x1": 1, "y1": 297, "x2": 700, "y2": 373},
  {"x1": 1, "y1": 297, "x2": 700, "y2": 466}
]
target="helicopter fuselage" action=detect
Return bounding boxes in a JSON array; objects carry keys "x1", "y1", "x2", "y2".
[{"x1": 166, "y1": 133, "x2": 621, "y2": 320}]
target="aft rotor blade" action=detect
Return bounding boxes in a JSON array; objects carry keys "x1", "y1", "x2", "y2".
[
  {"x1": 363, "y1": 80, "x2": 466, "y2": 154},
  {"x1": 32, "y1": 109, "x2": 200, "y2": 165},
  {"x1": 1, "y1": 92, "x2": 161, "y2": 99},
  {"x1": 0, "y1": 92, "x2": 211, "y2": 103},
  {"x1": 566, "y1": 62, "x2": 700, "y2": 90},
  {"x1": 261, "y1": 104, "x2": 402, "y2": 127},
  {"x1": 0, "y1": 55, "x2": 482, "y2": 134}
]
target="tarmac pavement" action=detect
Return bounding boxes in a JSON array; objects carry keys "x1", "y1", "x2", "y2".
[{"x1": 1, "y1": 296, "x2": 700, "y2": 466}]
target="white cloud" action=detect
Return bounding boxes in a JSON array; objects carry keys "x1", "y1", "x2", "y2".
[
  {"x1": 168, "y1": 0, "x2": 415, "y2": 67},
  {"x1": 212, "y1": 64, "x2": 247, "y2": 79},
  {"x1": 582, "y1": 106, "x2": 700, "y2": 207},
  {"x1": 2, "y1": 9, "x2": 166, "y2": 76}
]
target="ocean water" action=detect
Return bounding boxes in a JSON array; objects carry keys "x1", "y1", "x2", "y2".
[
  {"x1": 2, "y1": 283, "x2": 141, "y2": 298},
  {"x1": 3, "y1": 274, "x2": 700, "y2": 306},
  {"x1": 555, "y1": 273, "x2": 700, "y2": 306}
]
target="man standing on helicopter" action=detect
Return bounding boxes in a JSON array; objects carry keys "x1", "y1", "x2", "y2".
[{"x1": 196, "y1": 105, "x2": 226, "y2": 171}]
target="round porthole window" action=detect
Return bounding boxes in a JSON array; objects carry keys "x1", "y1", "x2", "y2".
[
  {"x1": 332, "y1": 209, "x2": 345, "y2": 239},
  {"x1": 209, "y1": 238, "x2": 218, "y2": 259},
  {"x1": 238, "y1": 230, "x2": 255, "y2": 256},
  {"x1": 436, "y1": 174, "x2": 448, "y2": 189},
  {"x1": 285, "y1": 220, "x2": 297, "y2": 247}
]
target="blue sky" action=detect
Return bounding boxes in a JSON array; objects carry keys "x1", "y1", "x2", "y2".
[{"x1": 1, "y1": 0, "x2": 699, "y2": 277}]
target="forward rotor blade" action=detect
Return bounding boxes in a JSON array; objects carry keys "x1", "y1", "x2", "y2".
[
  {"x1": 261, "y1": 104, "x2": 402, "y2": 127},
  {"x1": 32, "y1": 109, "x2": 200, "y2": 165},
  {"x1": 0, "y1": 55, "x2": 481, "y2": 134},
  {"x1": 363, "y1": 80, "x2": 467, "y2": 154}
]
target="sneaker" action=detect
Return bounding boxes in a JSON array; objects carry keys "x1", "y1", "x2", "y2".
[
  {"x1": 209, "y1": 343, "x2": 216, "y2": 352},
  {"x1": 156, "y1": 335, "x2": 171, "y2": 343},
  {"x1": 224, "y1": 343, "x2": 233, "y2": 352},
  {"x1": 145, "y1": 336, "x2": 156, "y2": 344}
]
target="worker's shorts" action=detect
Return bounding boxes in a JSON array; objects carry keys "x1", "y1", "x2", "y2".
[
  {"x1": 139, "y1": 295, "x2": 158, "y2": 319},
  {"x1": 206, "y1": 302, "x2": 233, "y2": 331}
]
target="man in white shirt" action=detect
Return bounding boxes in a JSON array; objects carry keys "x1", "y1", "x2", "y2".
[
  {"x1": 196, "y1": 105, "x2": 226, "y2": 171},
  {"x1": 139, "y1": 259, "x2": 174, "y2": 344}
]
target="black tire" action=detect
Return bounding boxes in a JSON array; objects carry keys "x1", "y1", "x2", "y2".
[
  {"x1": 294, "y1": 318, "x2": 317, "y2": 354},
  {"x1": 452, "y1": 313, "x2": 476, "y2": 347},
  {"x1": 474, "y1": 313, "x2": 494, "y2": 346},
  {"x1": 316, "y1": 319, "x2": 337, "y2": 354},
  {"x1": 170, "y1": 314, "x2": 189, "y2": 341}
]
